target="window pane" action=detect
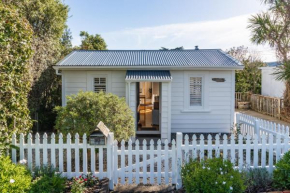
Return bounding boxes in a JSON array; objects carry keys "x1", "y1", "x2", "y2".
[
  {"x1": 94, "y1": 77, "x2": 106, "y2": 93},
  {"x1": 190, "y1": 77, "x2": 202, "y2": 106}
]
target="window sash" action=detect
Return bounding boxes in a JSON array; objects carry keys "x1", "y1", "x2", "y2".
[
  {"x1": 190, "y1": 77, "x2": 202, "y2": 106},
  {"x1": 94, "y1": 77, "x2": 106, "y2": 93}
]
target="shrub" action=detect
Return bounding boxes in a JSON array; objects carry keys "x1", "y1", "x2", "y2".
[
  {"x1": 181, "y1": 158, "x2": 245, "y2": 193},
  {"x1": 71, "y1": 176, "x2": 86, "y2": 193},
  {"x1": 55, "y1": 91, "x2": 135, "y2": 141},
  {"x1": 273, "y1": 151, "x2": 290, "y2": 190},
  {"x1": 243, "y1": 167, "x2": 272, "y2": 193},
  {"x1": 0, "y1": 156, "x2": 32, "y2": 193},
  {"x1": 29, "y1": 165, "x2": 66, "y2": 193}
]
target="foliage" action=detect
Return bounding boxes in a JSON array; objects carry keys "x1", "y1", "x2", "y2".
[
  {"x1": 0, "y1": 4, "x2": 33, "y2": 153},
  {"x1": 55, "y1": 91, "x2": 135, "y2": 141},
  {"x1": 79, "y1": 31, "x2": 107, "y2": 50},
  {"x1": 81, "y1": 173, "x2": 99, "y2": 187},
  {"x1": 160, "y1": 46, "x2": 184, "y2": 50},
  {"x1": 243, "y1": 167, "x2": 272, "y2": 193},
  {"x1": 2, "y1": 0, "x2": 70, "y2": 132},
  {"x1": 273, "y1": 151, "x2": 290, "y2": 190},
  {"x1": 0, "y1": 156, "x2": 32, "y2": 193},
  {"x1": 227, "y1": 46, "x2": 264, "y2": 94},
  {"x1": 71, "y1": 176, "x2": 86, "y2": 193},
  {"x1": 29, "y1": 165, "x2": 66, "y2": 193},
  {"x1": 181, "y1": 158, "x2": 245, "y2": 193}
]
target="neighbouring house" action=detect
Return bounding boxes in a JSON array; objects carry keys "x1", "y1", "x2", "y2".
[
  {"x1": 260, "y1": 62, "x2": 285, "y2": 98},
  {"x1": 54, "y1": 47, "x2": 243, "y2": 140}
]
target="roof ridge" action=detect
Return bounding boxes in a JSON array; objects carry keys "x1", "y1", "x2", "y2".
[{"x1": 73, "y1": 49, "x2": 222, "y2": 52}]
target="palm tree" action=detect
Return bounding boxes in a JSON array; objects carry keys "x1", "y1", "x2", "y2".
[{"x1": 248, "y1": 0, "x2": 290, "y2": 118}]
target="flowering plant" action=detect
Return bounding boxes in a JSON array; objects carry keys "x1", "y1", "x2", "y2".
[
  {"x1": 0, "y1": 156, "x2": 31, "y2": 193},
  {"x1": 181, "y1": 158, "x2": 245, "y2": 193},
  {"x1": 71, "y1": 175, "x2": 86, "y2": 193}
]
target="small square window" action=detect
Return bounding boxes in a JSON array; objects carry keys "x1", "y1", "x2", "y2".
[
  {"x1": 94, "y1": 77, "x2": 106, "y2": 93},
  {"x1": 190, "y1": 77, "x2": 202, "y2": 106}
]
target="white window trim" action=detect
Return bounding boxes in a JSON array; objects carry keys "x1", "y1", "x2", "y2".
[
  {"x1": 182, "y1": 71, "x2": 211, "y2": 113},
  {"x1": 86, "y1": 71, "x2": 112, "y2": 93}
]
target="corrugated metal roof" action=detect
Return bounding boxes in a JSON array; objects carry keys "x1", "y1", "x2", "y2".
[
  {"x1": 266, "y1": 62, "x2": 281, "y2": 67},
  {"x1": 125, "y1": 70, "x2": 172, "y2": 81},
  {"x1": 56, "y1": 49, "x2": 242, "y2": 67}
]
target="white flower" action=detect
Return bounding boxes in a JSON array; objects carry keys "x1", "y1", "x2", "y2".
[
  {"x1": 215, "y1": 181, "x2": 218, "y2": 184},
  {"x1": 220, "y1": 168, "x2": 222, "y2": 170},
  {"x1": 202, "y1": 166, "x2": 205, "y2": 169},
  {"x1": 207, "y1": 167, "x2": 210, "y2": 170},
  {"x1": 230, "y1": 186, "x2": 233, "y2": 190},
  {"x1": 221, "y1": 172, "x2": 223, "y2": 175},
  {"x1": 10, "y1": 179, "x2": 15, "y2": 183},
  {"x1": 223, "y1": 181, "x2": 226, "y2": 185},
  {"x1": 19, "y1": 159, "x2": 27, "y2": 164},
  {"x1": 231, "y1": 176, "x2": 233, "y2": 179}
]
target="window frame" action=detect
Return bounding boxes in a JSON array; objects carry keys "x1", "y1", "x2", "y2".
[
  {"x1": 93, "y1": 77, "x2": 107, "y2": 93},
  {"x1": 183, "y1": 71, "x2": 210, "y2": 112},
  {"x1": 86, "y1": 71, "x2": 111, "y2": 93}
]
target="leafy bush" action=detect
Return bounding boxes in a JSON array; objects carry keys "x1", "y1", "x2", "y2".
[
  {"x1": 181, "y1": 158, "x2": 245, "y2": 193},
  {"x1": 29, "y1": 165, "x2": 66, "y2": 193},
  {"x1": 0, "y1": 156, "x2": 32, "y2": 193},
  {"x1": 243, "y1": 167, "x2": 272, "y2": 193},
  {"x1": 55, "y1": 91, "x2": 135, "y2": 141},
  {"x1": 273, "y1": 151, "x2": 290, "y2": 190}
]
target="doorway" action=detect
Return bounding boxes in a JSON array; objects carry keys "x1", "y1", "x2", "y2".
[{"x1": 136, "y1": 82, "x2": 161, "y2": 134}]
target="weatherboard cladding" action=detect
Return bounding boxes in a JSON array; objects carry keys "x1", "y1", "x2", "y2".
[
  {"x1": 57, "y1": 49, "x2": 242, "y2": 67},
  {"x1": 125, "y1": 70, "x2": 172, "y2": 81}
]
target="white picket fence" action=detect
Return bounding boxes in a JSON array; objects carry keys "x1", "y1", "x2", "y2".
[
  {"x1": 236, "y1": 113, "x2": 290, "y2": 140},
  {"x1": 11, "y1": 130, "x2": 290, "y2": 190}
]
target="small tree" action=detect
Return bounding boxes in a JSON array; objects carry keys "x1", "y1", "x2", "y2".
[
  {"x1": 54, "y1": 91, "x2": 135, "y2": 141},
  {"x1": 79, "y1": 31, "x2": 107, "y2": 50}
]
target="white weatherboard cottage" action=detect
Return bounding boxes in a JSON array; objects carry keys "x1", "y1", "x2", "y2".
[{"x1": 54, "y1": 48, "x2": 243, "y2": 140}]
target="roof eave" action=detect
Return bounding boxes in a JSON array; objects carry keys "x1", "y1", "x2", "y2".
[{"x1": 53, "y1": 65, "x2": 244, "y2": 71}]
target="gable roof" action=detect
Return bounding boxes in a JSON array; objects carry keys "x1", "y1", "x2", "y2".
[{"x1": 56, "y1": 49, "x2": 243, "y2": 68}]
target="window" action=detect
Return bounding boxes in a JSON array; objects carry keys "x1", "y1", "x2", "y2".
[
  {"x1": 182, "y1": 71, "x2": 210, "y2": 112},
  {"x1": 94, "y1": 77, "x2": 106, "y2": 93},
  {"x1": 190, "y1": 77, "x2": 202, "y2": 106}
]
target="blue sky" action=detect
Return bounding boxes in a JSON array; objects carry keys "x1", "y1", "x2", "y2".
[{"x1": 65, "y1": 0, "x2": 276, "y2": 61}]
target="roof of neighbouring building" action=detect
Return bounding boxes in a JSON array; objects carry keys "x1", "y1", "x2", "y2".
[
  {"x1": 125, "y1": 70, "x2": 172, "y2": 81},
  {"x1": 56, "y1": 49, "x2": 243, "y2": 67},
  {"x1": 265, "y1": 62, "x2": 281, "y2": 67}
]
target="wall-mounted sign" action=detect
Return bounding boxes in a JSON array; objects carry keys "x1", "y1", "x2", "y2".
[{"x1": 212, "y1": 78, "x2": 225, "y2": 82}]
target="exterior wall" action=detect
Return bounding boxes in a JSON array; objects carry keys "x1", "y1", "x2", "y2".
[
  {"x1": 61, "y1": 69, "x2": 235, "y2": 136},
  {"x1": 62, "y1": 70, "x2": 126, "y2": 105},
  {"x1": 261, "y1": 67, "x2": 285, "y2": 98},
  {"x1": 170, "y1": 70, "x2": 234, "y2": 133}
]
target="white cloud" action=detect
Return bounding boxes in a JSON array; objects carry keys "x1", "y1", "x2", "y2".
[{"x1": 72, "y1": 14, "x2": 277, "y2": 62}]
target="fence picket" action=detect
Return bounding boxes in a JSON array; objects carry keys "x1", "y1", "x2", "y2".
[
  {"x1": 200, "y1": 135, "x2": 204, "y2": 160},
  {"x1": 128, "y1": 139, "x2": 133, "y2": 184},
  {"x1": 238, "y1": 134, "x2": 243, "y2": 170},
  {"x1": 215, "y1": 134, "x2": 220, "y2": 158},
  {"x1": 184, "y1": 135, "x2": 189, "y2": 162},
  {"x1": 82, "y1": 134, "x2": 87, "y2": 174},
  {"x1": 157, "y1": 140, "x2": 161, "y2": 184},
  {"x1": 222, "y1": 134, "x2": 227, "y2": 160},
  {"x1": 246, "y1": 135, "x2": 251, "y2": 166},
  {"x1": 268, "y1": 134, "x2": 274, "y2": 172},
  {"x1": 59, "y1": 133, "x2": 64, "y2": 172},
  {"x1": 121, "y1": 140, "x2": 125, "y2": 184},
  {"x1": 192, "y1": 135, "x2": 197, "y2": 159},
  {"x1": 171, "y1": 139, "x2": 176, "y2": 184},
  {"x1": 142, "y1": 139, "x2": 147, "y2": 184},
  {"x1": 27, "y1": 133, "x2": 32, "y2": 169},
  {"x1": 230, "y1": 134, "x2": 235, "y2": 165},
  {"x1": 254, "y1": 134, "x2": 258, "y2": 168},
  {"x1": 164, "y1": 139, "x2": 169, "y2": 184},
  {"x1": 150, "y1": 140, "x2": 154, "y2": 184},
  {"x1": 12, "y1": 133, "x2": 16, "y2": 163},
  {"x1": 135, "y1": 140, "x2": 140, "y2": 184},
  {"x1": 261, "y1": 134, "x2": 266, "y2": 168},
  {"x1": 51, "y1": 133, "x2": 56, "y2": 168},
  {"x1": 20, "y1": 134, "x2": 24, "y2": 161},
  {"x1": 99, "y1": 147, "x2": 103, "y2": 179},
  {"x1": 66, "y1": 133, "x2": 71, "y2": 177},
  {"x1": 35, "y1": 133, "x2": 40, "y2": 167},
  {"x1": 75, "y1": 133, "x2": 80, "y2": 176}
]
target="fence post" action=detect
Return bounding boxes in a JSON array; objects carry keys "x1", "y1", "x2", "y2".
[
  {"x1": 176, "y1": 132, "x2": 183, "y2": 189},
  {"x1": 255, "y1": 119, "x2": 261, "y2": 142},
  {"x1": 107, "y1": 132, "x2": 114, "y2": 190},
  {"x1": 11, "y1": 133, "x2": 16, "y2": 163}
]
